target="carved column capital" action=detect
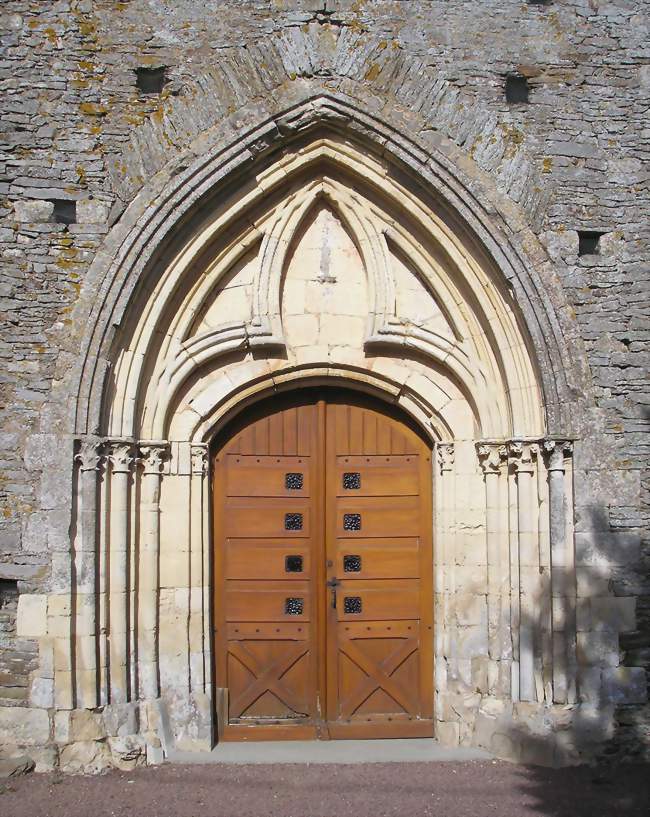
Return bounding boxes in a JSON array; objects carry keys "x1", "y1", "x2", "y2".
[
  {"x1": 542, "y1": 439, "x2": 573, "y2": 472},
  {"x1": 138, "y1": 441, "x2": 169, "y2": 476},
  {"x1": 508, "y1": 440, "x2": 538, "y2": 474},
  {"x1": 436, "y1": 442, "x2": 455, "y2": 474},
  {"x1": 191, "y1": 444, "x2": 208, "y2": 476},
  {"x1": 477, "y1": 442, "x2": 507, "y2": 475},
  {"x1": 75, "y1": 438, "x2": 103, "y2": 471},
  {"x1": 106, "y1": 440, "x2": 135, "y2": 473}
]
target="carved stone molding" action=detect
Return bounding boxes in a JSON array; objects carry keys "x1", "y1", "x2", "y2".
[
  {"x1": 508, "y1": 440, "x2": 538, "y2": 474},
  {"x1": 74, "y1": 438, "x2": 103, "y2": 472},
  {"x1": 106, "y1": 440, "x2": 135, "y2": 474},
  {"x1": 437, "y1": 442, "x2": 455, "y2": 474},
  {"x1": 191, "y1": 444, "x2": 208, "y2": 476},
  {"x1": 476, "y1": 442, "x2": 508, "y2": 475},
  {"x1": 138, "y1": 442, "x2": 169, "y2": 476},
  {"x1": 542, "y1": 439, "x2": 573, "y2": 472}
]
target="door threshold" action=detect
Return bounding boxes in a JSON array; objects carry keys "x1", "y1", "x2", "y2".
[{"x1": 166, "y1": 738, "x2": 491, "y2": 765}]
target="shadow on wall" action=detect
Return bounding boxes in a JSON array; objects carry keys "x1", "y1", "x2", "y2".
[
  {"x1": 507, "y1": 701, "x2": 650, "y2": 817},
  {"x1": 503, "y1": 499, "x2": 650, "y2": 815}
]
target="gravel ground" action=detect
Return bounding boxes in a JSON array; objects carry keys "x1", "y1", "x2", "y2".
[{"x1": 1, "y1": 760, "x2": 648, "y2": 817}]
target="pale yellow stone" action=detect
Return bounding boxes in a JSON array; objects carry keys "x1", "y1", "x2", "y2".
[{"x1": 16, "y1": 593, "x2": 47, "y2": 638}]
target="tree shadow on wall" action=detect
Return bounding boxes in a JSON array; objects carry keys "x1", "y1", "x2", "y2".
[
  {"x1": 500, "y1": 502, "x2": 650, "y2": 817},
  {"x1": 503, "y1": 706, "x2": 650, "y2": 817}
]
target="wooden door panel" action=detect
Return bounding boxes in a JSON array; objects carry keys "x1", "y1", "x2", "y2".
[
  {"x1": 335, "y1": 496, "x2": 421, "y2": 538},
  {"x1": 337, "y1": 584, "x2": 420, "y2": 621},
  {"x1": 223, "y1": 499, "x2": 312, "y2": 538},
  {"x1": 335, "y1": 540, "x2": 419, "y2": 579},
  {"x1": 334, "y1": 626, "x2": 421, "y2": 719},
  {"x1": 227, "y1": 637, "x2": 312, "y2": 720},
  {"x1": 225, "y1": 583, "x2": 311, "y2": 622},
  {"x1": 225, "y1": 540, "x2": 311, "y2": 580},
  {"x1": 226, "y1": 455, "x2": 311, "y2": 497},
  {"x1": 335, "y1": 456, "x2": 419, "y2": 496}
]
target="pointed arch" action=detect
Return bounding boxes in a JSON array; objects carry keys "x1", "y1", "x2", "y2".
[{"x1": 58, "y1": 95, "x2": 586, "y2": 445}]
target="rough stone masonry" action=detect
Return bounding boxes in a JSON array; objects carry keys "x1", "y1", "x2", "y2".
[{"x1": 0, "y1": 0, "x2": 648, "y2": 771}]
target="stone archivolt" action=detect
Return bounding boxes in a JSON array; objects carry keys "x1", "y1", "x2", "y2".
[{"x1": 106, "y1": 136, "x2": 542, "y2": 445}]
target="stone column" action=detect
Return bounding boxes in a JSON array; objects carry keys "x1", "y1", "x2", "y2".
[
  {"x1": 544, "y1": 439, "x2": 575, "y2": 704},
  {"x1": 436, "y1": 443, "x2": 455, "y2": 688},
  {"x1": 509, "y1": 441, "x2": 539, "y2": 702},
  {"x1": 106, "y1": 440, "x2": 135, "y2": 704},
  {"x1": 138, "y1": 442, "x2": 168, "y2": 699},
  {"x1": 190, "y1": 444, "x2": 208, "y2": 694},
  {"x1": 74, "y1": 438, "x2": 103, "y2": 709},
  {"x1": 477, "y1": 442, "x2": 508, "y2": 696}
]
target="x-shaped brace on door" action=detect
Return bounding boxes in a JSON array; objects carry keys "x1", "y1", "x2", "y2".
[{"x1": 228, "y1": 641, "x2": 309, "y2": 718}]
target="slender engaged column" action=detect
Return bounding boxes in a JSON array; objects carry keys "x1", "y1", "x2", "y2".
[
  {"x1": 138, "y1": 442, "x2": 168, "y2": 699},
  {"x1": 510, "y1": 441, "x2": 538, "y2": 702},
  {"x1": 477, "y1": 443, "x2": 507, "y2": 696},
  {"x1": 537, "y1": 450, "x2": 552, "y2": 703},
  {"x1": 190, "y1": 444, "x2": 208, "y2": 694},
  {"x1": 437, "y1": 443, "x2": 456, "y2": 686},
  {"x1": 107, "y1": 440, "x2": 134, "y2": 704},
  {"x1": 74, "y1": 439, "x2": 103, "y2": 709},
  {"x1": 544, "y1": 439, "x2": 575, "y2": 704}
]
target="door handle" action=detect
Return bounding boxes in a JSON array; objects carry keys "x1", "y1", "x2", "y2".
[{"x1": 327, "y1": 577, "x2": 340, "y2": 609}]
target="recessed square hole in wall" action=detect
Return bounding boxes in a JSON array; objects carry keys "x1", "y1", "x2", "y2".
[
  {"x1": 505, "y1": 74, "x2": 529, "y2": 104},
  {"x1": 136, "y1": 66, "x2": 168, "y2": 95},
  {"x1": 52, "y1": 199, "x2": 76, "y2": 225},
  {"x1": 0, "y1": 578, "x2": 18, "y2": 608},
  {"x1": 578, "y1": 231, "x2": 604, "y2": 256}
]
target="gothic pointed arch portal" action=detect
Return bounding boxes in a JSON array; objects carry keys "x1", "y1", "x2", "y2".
[{"x1": 70, "y1": 123, "x2": 576, "y2": 755}]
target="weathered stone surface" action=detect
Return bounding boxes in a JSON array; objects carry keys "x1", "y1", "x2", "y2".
[
  {"x1": 68, "y1": 710, "x2": 105, "y2": 743},
  {"x1": 601, "y1": 667, "x2": 648, "y2": 705},
  {"x1": 0, "y1": 707, "x2": 50, "y2": 747},
  {"x1": 0, "y1": 755, "x2": 34, "y2": 779},
  {"x1": 15, "y1": 594, "x2": 47, "y2": 639},
  {"x1": 59, "y1": 741, "x2": 112, "y2": 775},
  {"x1": 12, "y1": 200, "x2": 54, "y2": 223},
  {"x1": 107, "y1": 735, "x2": 146, "y2": 771}
]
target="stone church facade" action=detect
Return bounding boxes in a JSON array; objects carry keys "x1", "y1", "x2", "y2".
[{"x1": 0, "y1": 1, "x2": 648, "y2": 771}]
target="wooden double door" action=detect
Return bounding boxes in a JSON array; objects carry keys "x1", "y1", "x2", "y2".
[{"x1": 212, "y1": 391, "x2": 433, "y2": 740}]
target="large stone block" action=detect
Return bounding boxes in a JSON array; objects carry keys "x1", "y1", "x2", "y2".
[
  {"x1": 601, "y1": 667, "x2": 648, "y2": 705},
  {"x1": 104, "y1": 702, "x2": 139, "y2": 737},
  {"x1": 576, "y1": 631, "x2": 620, "y2": 668},
  {"x1": 16, "y1": 594, "x2": 47, "y2": 638},
  {"x1": 68, "y1": 710, "x2": 105, "y2": 742},
  {"x1": 0, "y1": 706, "x2": 50, "y2": 747},
  {"x1": 575, "y1": 531, "x2": 641, "y2": 566},
  {"x1": 0, "y1": 755, "x2": 35, "y2": 779},
  {"x1": 13, "y1": 199, "x2": 54, "y2": 222},
  {"x1": 76, "y1": 197, "x2": 111, "y2": 224},
  {"x1": 59, "y1": 740, "x2": 112, "y2": 774},
  {"x1": 30, "y1": 677, "x2": 54, "y2": 708},
  {"x1": 590, "y1": 597, "x2": 636, "y2": 633},
  {"x1": 108, "y1": 735, "x2": 147, "y2": 770}
]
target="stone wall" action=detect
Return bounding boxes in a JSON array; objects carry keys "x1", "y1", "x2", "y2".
[{"x1": 0, "y1": 0, "x2": 648, "y2": 769}]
